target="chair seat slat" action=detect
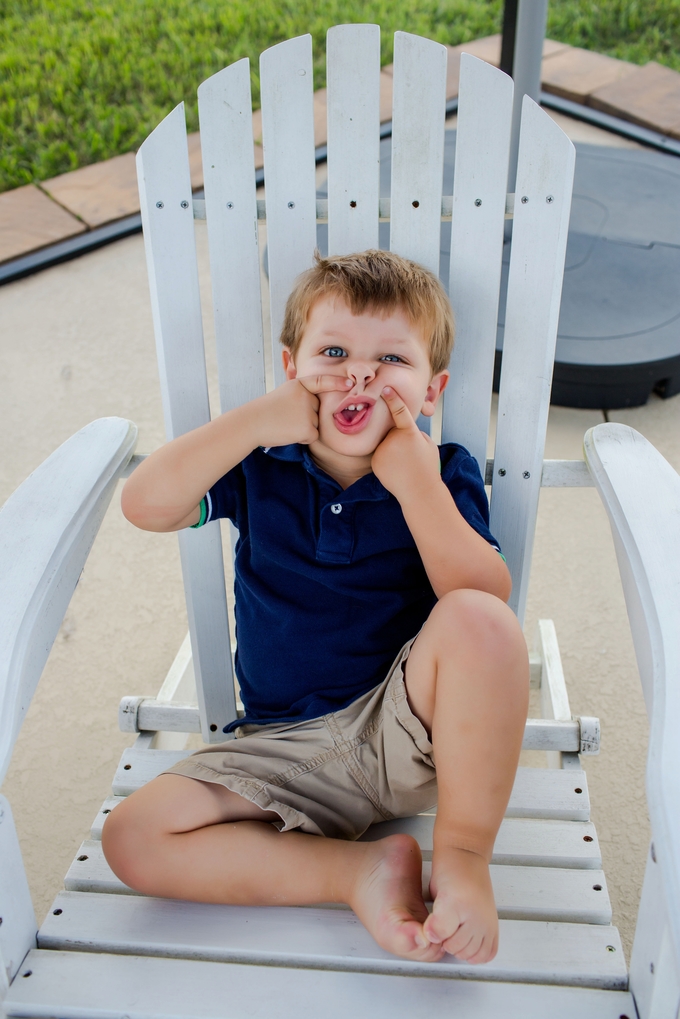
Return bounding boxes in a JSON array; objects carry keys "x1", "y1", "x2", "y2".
[
  {"x1": 63, "y1": 841, "x2": 611, "y2": 924},
  {"x1": 361, "y1": 815, "x2": 602, "y2": 869},
  {"x1": 89, "y1": 797, "x2": 601, "y2": 869},
  {"x1": 110, "y1": 746, "x2": 590, "y2": 820},
  {"x1": 5, "y1": 949, "x2": 636, "y2": 1019},
  {"x1": 39, "y1": 892, "x2": 626, "y2": 989}
]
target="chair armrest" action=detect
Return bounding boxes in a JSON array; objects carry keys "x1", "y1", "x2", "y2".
[
  {"x1": 0, "y1": 418, "x2": 137, "y2": 785},
  {"x1": 584, "y1": 422, "x2": 680, "y2": 962}
]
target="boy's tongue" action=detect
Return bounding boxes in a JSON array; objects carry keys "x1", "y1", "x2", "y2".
[{"x1": 336, "y1": 402, "x2": 370, "y2": 426}]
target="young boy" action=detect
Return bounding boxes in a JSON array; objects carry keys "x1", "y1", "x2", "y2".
[{"x1": 104, "y1": 249, "x2": 529, "y2": 966}]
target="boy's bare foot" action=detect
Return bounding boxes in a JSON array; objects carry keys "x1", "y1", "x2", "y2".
[
  {"x1": 423, "y1": 846, "x2": 498, "y2": 963},
  {"x1": 349, "y1": 834, "x2": 445, "y2": 962}
]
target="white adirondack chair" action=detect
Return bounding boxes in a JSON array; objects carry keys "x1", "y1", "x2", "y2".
[{"x1": 1, "y1": 26, "x2": 679, "y2": 1019}]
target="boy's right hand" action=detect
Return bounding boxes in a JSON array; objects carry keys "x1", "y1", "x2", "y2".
[{"x1": 254, "y1": 376, "x2": 352, "y2": 447}]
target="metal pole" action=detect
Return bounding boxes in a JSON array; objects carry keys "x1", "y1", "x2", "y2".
[
  {"x1": 500, "y1": 0, "x2": 518, "y2": 77},
  {"x1": 507, "y1": 0, "x2": 548, "y2": 191}
]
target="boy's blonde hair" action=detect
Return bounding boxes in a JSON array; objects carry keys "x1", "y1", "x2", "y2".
[{"x1": 280, "y1": 249, "x2": 454, "y2": 375}]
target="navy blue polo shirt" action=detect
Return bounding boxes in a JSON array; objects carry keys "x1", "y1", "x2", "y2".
[{"x1": 199, "y1": 443, "x2": 500, "y2": 732}]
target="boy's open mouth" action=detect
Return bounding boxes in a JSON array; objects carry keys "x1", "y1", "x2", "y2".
[{"x1": 332, "y1": 397, "x2": 375, "y2": 434}]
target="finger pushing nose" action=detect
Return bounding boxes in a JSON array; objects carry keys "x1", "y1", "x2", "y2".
[{"x1": 347, "y1": 359, "x2": 376, "y2": 389}]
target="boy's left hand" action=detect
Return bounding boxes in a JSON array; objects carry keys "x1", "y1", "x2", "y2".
[{"x1": 371, "y1": 387, "x2": 441, "y2": 504}]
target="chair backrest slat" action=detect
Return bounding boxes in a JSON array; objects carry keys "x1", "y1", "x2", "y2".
[
  {"x1": 198, "y1": 60, "x2": 266, "y2": 413},
  {"x1": 389, "y1": 32, "x2": 447, "y2": 277},
  {"x1": 136, "y1": 104, "x2": 212, "y2": 440},
  {"x1": 260, "y1": 35, "x2": 318, "y2": 386},
  {"x1": 326, "y1": 24, "x2": 381, "y2": 257},
  {"x1": 442, "y1": 55, "x2": 513, "y2": 473},
  {"x1": 137, "y1": 105, "x2": 236, "y2": 742},
  {"x1": 489, "y1": 96, "x2": 575, "y2": 622}
]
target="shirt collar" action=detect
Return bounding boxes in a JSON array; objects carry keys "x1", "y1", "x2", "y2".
[{"x1": 261, "y1": 444, "x2": 390, "y2": 502}]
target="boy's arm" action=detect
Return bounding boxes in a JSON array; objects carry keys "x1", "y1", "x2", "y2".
[
  {"x1": 122, "y1": 375, "x2": 352, "y2": 532},
  {"x1": 371, "y1": 387, "x2": 511, "y2": 603}
]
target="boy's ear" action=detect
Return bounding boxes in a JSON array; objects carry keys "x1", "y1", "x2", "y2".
[
  {"x1": 282, "y1": 349, "x2": 297, "y2": 380},
  {"x1": 420, "y1": 370, "x2": 450, "y2": 418}
]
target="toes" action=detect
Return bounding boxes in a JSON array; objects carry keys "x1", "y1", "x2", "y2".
[
  {"x1": 443, "y1": 929, "x2": 498, "y2": 965},
  {"x1": 465, "y1": 934, "x2": 499, "y2": 966},
  {"x1": 444, "y1": 928, "x2": 481, "y2": 960},
  {"x1": 393, "y1": 919, "x2": 444, "y2": 962},
  {"x1": 423, "y1": 903, "x2": 461, "y2": 945}
]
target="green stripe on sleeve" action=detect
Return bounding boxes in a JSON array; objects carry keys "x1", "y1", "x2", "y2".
[{"x1": 190, "y1": 497, "x2": 208, "y2": 529}]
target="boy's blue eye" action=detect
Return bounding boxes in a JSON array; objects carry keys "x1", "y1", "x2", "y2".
[
  {"x1": 381, "y1": 354, "x2": 403, "y2": 363},
  {"x1": 323, "y1": 347, "x2": 346, "y2": 358}
]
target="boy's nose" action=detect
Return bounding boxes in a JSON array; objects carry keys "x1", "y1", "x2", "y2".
[{"x1": 347, "y1": 361, "x2": 376, "y2": 388}]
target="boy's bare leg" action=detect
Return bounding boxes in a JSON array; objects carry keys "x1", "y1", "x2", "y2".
[
  {"x1": 403, "y1": 587, "x2": 529, "y2": 963},
  {"x1": 103, "y1": 587, "x2": 525, "y2": 964},
  {"x1": 102, "y1": 772, "x2": 443, "y2": 961}
]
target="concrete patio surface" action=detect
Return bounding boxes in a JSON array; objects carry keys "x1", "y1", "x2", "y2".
[{"x1": 1, "y1": 111, "x2": 678, "y2": 964}]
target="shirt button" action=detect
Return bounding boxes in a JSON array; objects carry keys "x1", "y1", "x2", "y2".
[{"x1": 330, "y1": 503, "x2": 343, "y2": 515}]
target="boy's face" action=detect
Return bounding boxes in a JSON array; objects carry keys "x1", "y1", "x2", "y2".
[{"x1": 283, "y1": 296, "x2": 449, "y2": 461}]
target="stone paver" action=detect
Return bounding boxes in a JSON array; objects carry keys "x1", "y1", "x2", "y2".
[
  {"x1": 0, "y1": 184, "x2": 85, "y2": 261},
  {"x1": 541, "y1": 47, "x2": 636, "y2": 104},
  {"x1": 590, "y1": 60, "x2": 680, "y2": 139},
  {"x1": 186, "y1": 132, "x2": 204, "y2": 190},
  {"x1": 42, "y1": 152, "x2": 140, "y2": 229}
]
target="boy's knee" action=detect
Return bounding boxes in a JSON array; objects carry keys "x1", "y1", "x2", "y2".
[
  {"x1": 101, "y1": 794, "x2": 160, "y2": 893},
  {"x1": 430, "y1": 588, "x2": 525, "y2": 660}
]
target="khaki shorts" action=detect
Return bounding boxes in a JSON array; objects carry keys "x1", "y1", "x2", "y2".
[{"x1": 164, "y1": 639, "x2": 437, "y2": 839}]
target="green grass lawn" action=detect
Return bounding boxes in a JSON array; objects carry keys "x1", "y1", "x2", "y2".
[{"x1": 2, "y1": 0, "x2": 680, "y2": 193}]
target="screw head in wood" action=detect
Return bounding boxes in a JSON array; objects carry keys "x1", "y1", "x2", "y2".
[
  {"x1": 606, "y1": 945, "x2": 616, "y2": 952},
  {"x1": 412, "y1": 200, "x2": 420, "y2": 208},
  {"x1": 350, "y1": 200, "x2": 357, "y2": 208},
  {"x1": 156, "y1": 201, "x2": 164, "y2": 209},
  {"x1": 498, "y1": 468, "x2": 506, "y2": 476},
  {"x1": 288, "y1": 201, "x2": 295, "y2": 209},
  {"x1": 227, "y1": 202, "x2": 234, "y2": 209},
  {"x1": 474, "y1": 198, "x2": 482, "y2": 206},
  {"x1": 546, "y1": 194, "x2": 554, "y2": 203},
  {"x1": 181, "y1": 200, "x2": 189, "y2": 209},
  {"x1": 523, "y1": 470, "x2": 530, "y2": 479},
  {"x1": 521, "y1": 195, "x2": 529, "y2": 204}
]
